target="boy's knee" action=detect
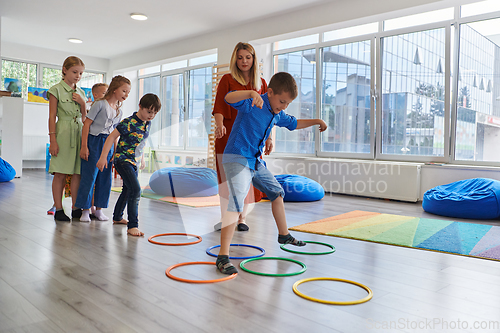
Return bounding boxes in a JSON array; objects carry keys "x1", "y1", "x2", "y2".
[
  {"x1": 129, "y1": 187, "x2": 141, "y2": 198},
  {"x1": 269, "y1": 189, "x2": 285, "y2": 202}
]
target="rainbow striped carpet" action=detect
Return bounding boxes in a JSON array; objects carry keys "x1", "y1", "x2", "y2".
[{"x1": 290, "y1": 210, "x2": 500, "y2": 261}]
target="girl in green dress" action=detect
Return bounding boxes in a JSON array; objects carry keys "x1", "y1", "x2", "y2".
[{"x1": 48, "y1": 56, "x2": 87, "y2": 221}]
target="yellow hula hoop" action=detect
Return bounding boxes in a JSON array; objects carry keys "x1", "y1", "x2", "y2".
[{"x1": 293, "y1": 277, "x2": 373, "y2": 305}]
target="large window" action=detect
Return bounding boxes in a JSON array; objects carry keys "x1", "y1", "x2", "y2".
[
  {"x1": 269, "y1": 3, "x2": 500, "y2": 166},
  {"x1": 1, "y1": 59, "x2": 105, "y2": 100},
  {"x1": 380, "y1": 28, "x2": 446, "y2": 157},
  {"x1": 159, "y1": 67, "x2": 211, "y2": 150},
  {"x1": 274, "y1": 49, "x2": 316, "y2": 154},
  {"x1": 136, "y1": 53, "x2": 216, "y2": 151},
  {"x1": 321, "y1": 40, "x2": 372, "y2": 154}
]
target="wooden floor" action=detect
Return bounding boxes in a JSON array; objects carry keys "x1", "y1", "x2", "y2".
[{"x1": 1, "y1": 169, "x2": 500, "y2": 333}]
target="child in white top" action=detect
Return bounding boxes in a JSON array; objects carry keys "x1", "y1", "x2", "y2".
[{"x1": 75, "y1": 76, "x2": 131, "y2": 222}]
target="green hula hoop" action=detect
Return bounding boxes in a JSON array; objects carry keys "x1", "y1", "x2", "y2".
[
  {"x1": 239, "y1": 257, "x2": 307, "y2": 277},
  {"x1": 280, "y1": 241, "x2": 336, "y2": 255}
]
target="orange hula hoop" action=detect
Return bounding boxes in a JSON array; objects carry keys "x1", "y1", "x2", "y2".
[
  {"x1": 165, "y1": 261, "x2": 237, "y2": 283},
  {"x1": 148, "y1": 233, "x2": 202, "y2": 246}
]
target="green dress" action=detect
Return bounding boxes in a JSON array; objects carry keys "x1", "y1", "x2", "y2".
[{"x1": 48, "y1": 80, "x2": 86, "y2": 175}]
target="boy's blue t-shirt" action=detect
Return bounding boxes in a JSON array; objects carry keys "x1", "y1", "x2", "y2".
[
  {"x1": 114, "y1": 112, "x2": 150, "y2": 166},
  {"x1": 223, "y1": 92, "x2": 297, "y2": 170}
]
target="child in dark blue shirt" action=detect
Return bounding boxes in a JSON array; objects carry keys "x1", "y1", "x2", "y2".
[
  {"x1": 216, "y1": 72, "x2": 327, "y2": 274},
  {"x1": 96, "y1": 93, "x2": 161, "y2": 237}
]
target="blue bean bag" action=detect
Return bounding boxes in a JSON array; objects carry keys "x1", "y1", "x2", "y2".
[
  {"x1": 0, "y1": 158, "x2": 16, "y2": 182},
  {"x1": 149, "y1": 167, "x2": 218, "y2": 197},
  {"x1": 265, "y1": 174, "x2": 324, "y2": 202},
  {"x1": 422, "y1": 178, "x2": 500, "y2": 219}
]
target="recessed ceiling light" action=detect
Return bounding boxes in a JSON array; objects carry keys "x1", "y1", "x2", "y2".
[
  {"x1": 130, "y1": 13, "x2": 148, "y2": 21},
  {"x1": 68, "y1": 38, "x2": 83, "y2": 44}
]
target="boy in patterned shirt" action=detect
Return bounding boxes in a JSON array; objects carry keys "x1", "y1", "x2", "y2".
[{"x1": 96, "y1": 93, "x2": 161, "y2": 236}]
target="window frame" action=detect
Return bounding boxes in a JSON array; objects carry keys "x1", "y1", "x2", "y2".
[{"x1": 138, "y1": 60, "x2": 216, "y2": 151}]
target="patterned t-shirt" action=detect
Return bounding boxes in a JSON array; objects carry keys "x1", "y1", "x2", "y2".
[{"x1": 114, "y1": 112, "x2": 150, "y2": 166}]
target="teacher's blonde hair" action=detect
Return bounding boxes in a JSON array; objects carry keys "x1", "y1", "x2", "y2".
[{"x1": 229, "y1": 42, "x2": 261, "y2": 91}]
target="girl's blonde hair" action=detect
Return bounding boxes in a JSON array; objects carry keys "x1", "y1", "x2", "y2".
[
  {"x1": 62, "y1": 56, "x2": 85, "y2": 79},
  {"x1": 229, "y1": 42, "x2": 261, "y2": 91},
  {"x1": 102, "y1": 75, "x2": 131, "y2": 116}
]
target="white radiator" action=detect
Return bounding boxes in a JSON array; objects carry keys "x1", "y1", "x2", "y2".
[
  {"x1": 266, "y1": 157, "x2": 422, "y2": 202},
  {"x1": 23, "y1": 135, "x2": 48, "y2": 160}
]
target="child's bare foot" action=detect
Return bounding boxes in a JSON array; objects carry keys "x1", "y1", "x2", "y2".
[
  {"x1": 113, "y1": 219, "x2": 128, "y2": 225},
  {"x1": 127, "y1": 228, "x2": 144, "y2": 237}
]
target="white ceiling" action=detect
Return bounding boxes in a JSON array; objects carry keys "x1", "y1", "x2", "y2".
[{"x1": 0, "y1": 0, "x2": 334, "y2": 59}]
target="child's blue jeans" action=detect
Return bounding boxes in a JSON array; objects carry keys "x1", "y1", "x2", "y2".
[
  {"x1": 113, "y1": 160, "x2": 140, "y2": 229},
  {"x1": 75, "y1": 133, "x2": 114, "y2": 209},
  {"x1": 223, "y1": 162, "x2": 284, "y2": 213}
]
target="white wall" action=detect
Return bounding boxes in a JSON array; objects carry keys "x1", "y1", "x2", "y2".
[
  {"x1": 483, "y1": 125, "x2": 500, "y2": 162},
  {"x1": 421, "y1": 164, "x2": 500, "y2": 197},
  {"x1": 0, "y1": 97, "x2": 24, "y2": 176},
  {"x1": 264, "y1": 155, "x2": 500, "y2": 201},
  {"x1": 0, "y1": 17, "x2": 2, "y2": 80},
  {"x1": 22, "y1": 102, "x2": 49, "y2": 169}
]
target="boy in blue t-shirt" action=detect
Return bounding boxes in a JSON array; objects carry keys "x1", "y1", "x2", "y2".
[
  {"x1": 96, "y1": 93, "x2": 161, "y2": 237},
  {"x1": 216, "y1": 72, "x2": 327, "y2": 274}
]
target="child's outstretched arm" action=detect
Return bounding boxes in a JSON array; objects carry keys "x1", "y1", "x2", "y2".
[
  {"x1": 96, "y1": 128, "x2": 120, "y2": 171},
  {"x1": 296, "y1": 119, "x2": 328, "y2": 132},
  {"x1": 225, "y1": 90, "x2": 263, "y2": 108}
]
